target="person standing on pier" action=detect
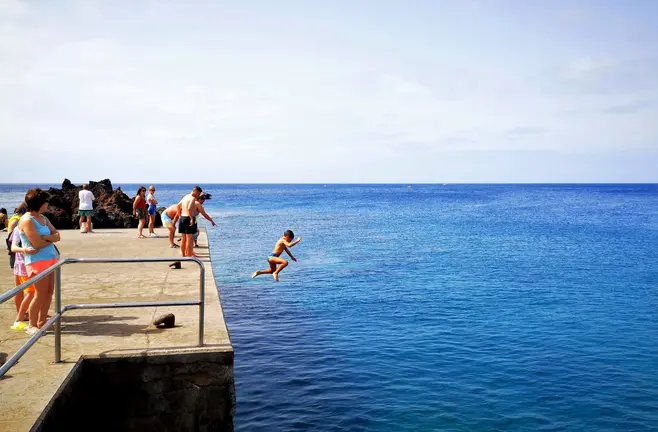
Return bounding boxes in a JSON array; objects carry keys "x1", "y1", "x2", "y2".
[
  {"x1": 78, "y1": 184, "x2": 95, "y2": 233},
  {"x1": 193, "y1": 193, "x2": 216, "y2": 248},
  {"x1": 161, "y1": 204, "x2": 180, "y2": 248},
  {"x1": 146, "y1": 185, "x2": 158, "y2": 238},
  {"x1": 19, "y1": 188, "x2": 60, "y2": 334},
  {"x1": 133, "y1": 186, "x2": 147, "y2": 239},
  {"x1": 178, "y1": 186, "x2": 203, "y2": 258}
]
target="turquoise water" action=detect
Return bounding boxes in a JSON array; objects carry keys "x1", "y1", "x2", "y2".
[{"x1": 2, "y1": 184, "x2": 657, "y2": 431}]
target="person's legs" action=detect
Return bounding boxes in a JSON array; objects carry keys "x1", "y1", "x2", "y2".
[
  {"x1": 181, "y1": 234, "x2": 188, "y2": 256},
  {"x1": 179, "y1": 217, "x2": 188, "y2": 255},
  {"x1": 40, "y1": 272, "x2": 55, "y2": 327},
  {"x1": 13, "y1": 275, "x2": 24, "y2": 313},
  {"x1": 185, "y1": 234, "x2": 195, "y2": 257},
  {"x1": 169, "y1": 226, "x2": 176, "y2": 247},
  {"x1": 271, "y1": 257, "x2": 288, "y2": 281},
  {"x1": 148, "y1": 215, "x2": 155, "y2": 234},
  {"x1": 15, "y1": 288, "x2": 34, "y2": 324},
  {"x1": 138, "y1": 218, "x2": 145, "y2": 238},
  {"x1": 28, "y1": 276, "x2": 48, "y2": 329},
  {"x1": 252, "y1": 260, "x2": 278, "y2": 278}
]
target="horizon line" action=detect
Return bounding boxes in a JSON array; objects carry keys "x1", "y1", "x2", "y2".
[{"x1": 0, "y1": 182, "x2": 657, "y2": 186}]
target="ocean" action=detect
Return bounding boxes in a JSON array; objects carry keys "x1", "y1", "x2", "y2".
[{"x1": 1, "y1": 183, "x2": 657, "y2": 431}]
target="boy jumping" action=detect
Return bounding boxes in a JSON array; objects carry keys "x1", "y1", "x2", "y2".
[{"x1": 252, "y1": 230, "x2": 302, "y2": 281}]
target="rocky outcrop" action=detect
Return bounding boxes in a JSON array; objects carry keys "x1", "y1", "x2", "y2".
[{"x1": 44, "y1": 179, "x2": 162, "y2": 229}]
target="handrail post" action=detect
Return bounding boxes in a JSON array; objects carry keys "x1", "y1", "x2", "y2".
[
  {"x1": 55, "y1": 266, "x2": 62, "y2": 363},
  {"x1": 199, "y1": 263, "x2": 205, "y2": 346}
]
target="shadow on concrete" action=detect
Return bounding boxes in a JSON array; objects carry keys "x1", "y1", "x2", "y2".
[
  {"x1": 61, "y1": 315, "x2": 161, "y2": 337},
  {"x1": 62, "y1": 314, "x2": 138, "y2": 323}
]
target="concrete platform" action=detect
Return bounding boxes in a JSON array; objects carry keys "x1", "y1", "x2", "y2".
[{"x1": 0, "y1": 228, "x2": 232, "y2": 431}]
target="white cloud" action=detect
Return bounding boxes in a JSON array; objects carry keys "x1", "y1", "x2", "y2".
[{"x1": 564, "y1": 57, "x2": 616, "y2": 81}]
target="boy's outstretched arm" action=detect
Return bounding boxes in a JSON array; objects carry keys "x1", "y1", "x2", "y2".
[
  {"x1": 284, "y1": 246, "x2": 297, "y2": 262},
  {"x1": 285, "y1": 236, "x2": 303, "y2": 248}
]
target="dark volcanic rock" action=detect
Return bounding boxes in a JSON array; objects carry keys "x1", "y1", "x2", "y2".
[{"x1": 43, "y1": 179, "x2": 162, "y2": 229}]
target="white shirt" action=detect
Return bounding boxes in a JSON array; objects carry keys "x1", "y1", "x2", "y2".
[
  {"x1": 78, "y1": 190, "x2": 95, "y2": 210},
  {"x1": 147, "y1": 193, "x2": 157, "y2": 206}
]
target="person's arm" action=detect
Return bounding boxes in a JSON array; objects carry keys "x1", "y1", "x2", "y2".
[
  {"x1": 196, "y1": 204, "x2": 216, "y2": 226},
  {"x1": 283, "y1": 246, "x2": 297, "y2": 262},
  {"x1": 19, "y1": 218, "x2": 52, "y2": 249},
  {"x1": 173, "y1": 205, "x2": 181, "y2": 225},
  {"x1": 133, "y1": 197, "x2": 139, "y2": 212},
  {"x1": 42, "y1": 217, "x2": 61, "y2": 243},
  {"x1": 285, "y1": 237, "x2": 303, "y2": 248},
  {"x1": 11, "y1": 234, "x2": 37, "y2": 255}
]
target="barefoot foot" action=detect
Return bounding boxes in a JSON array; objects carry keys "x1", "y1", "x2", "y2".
[
  {"x1": 273, "y1": 273, "x2": 279, "y2": 282},
  {"x1": 251, "y1": 271, "x2": 258, "y2": 279}
]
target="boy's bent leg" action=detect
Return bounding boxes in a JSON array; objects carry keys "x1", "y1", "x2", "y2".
[
  {"x1": 271, "y1": 258, "x2": 288, "y2": 281},
  {"x1": 252, "y1": 261, "x2": 277, "y2": 278}
]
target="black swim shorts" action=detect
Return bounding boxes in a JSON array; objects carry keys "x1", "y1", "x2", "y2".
[{"x1": 178, "y1": 216, "x2": 198, "y2": 235}]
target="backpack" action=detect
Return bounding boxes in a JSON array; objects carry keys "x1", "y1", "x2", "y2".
[{"x1": 6, "y1": 232, "x2": 15, "y2": 269}]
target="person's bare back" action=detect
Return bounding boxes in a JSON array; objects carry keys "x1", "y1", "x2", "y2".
[{"x1": 179, "y1": 194, "x2": 196, "y2": 217}]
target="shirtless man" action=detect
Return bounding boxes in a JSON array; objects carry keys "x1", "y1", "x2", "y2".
[
  {"x1": 177, "y1": 186, "x2": 203, "y2": 258},
  {"x1": 161, "y1": 204, "x2": 181, "y2": 248}
]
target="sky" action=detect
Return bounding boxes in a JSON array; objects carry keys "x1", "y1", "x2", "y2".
[{"x1": 0, "y1": 0, "x2": 657, "y2": 183}]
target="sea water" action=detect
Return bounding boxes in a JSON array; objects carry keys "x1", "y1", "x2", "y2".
[{"x1": 1, "y1": 184, "x2": 657, "y2": 431}]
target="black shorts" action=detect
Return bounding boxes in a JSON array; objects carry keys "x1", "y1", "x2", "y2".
[{"x1": 178, "y1": 216, "x2": 198, "y2": 235}]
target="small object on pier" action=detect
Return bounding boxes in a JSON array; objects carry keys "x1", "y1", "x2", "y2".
[
  {"x1": 153, "y1": 313, "x2": 176, "y2": 328},
  {"x1": 169, "y1": 262, "x2": 181, "y2": 269}
]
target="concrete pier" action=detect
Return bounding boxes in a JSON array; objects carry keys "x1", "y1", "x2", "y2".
[{"x1": 0, "y1": 228, "x2": 234, "y2": 431}]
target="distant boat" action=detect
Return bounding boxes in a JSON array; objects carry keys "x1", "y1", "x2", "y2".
[{"x1": 408, "y1": 185, "x2": 412, "y2": 188}]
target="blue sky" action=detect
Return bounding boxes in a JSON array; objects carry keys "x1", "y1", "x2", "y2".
[{"x1": 1, "y1": 0, "x2": 656, "y2": 183}]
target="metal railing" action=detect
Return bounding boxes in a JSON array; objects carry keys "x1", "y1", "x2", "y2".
[{"x1": 0, "y1": 257, "x2": 205, "y2": 378}]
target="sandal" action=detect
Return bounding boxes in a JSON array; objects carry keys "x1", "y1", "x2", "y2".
[{"x1": 11, "y1": 322, "x2": 28, "y2": 331}]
